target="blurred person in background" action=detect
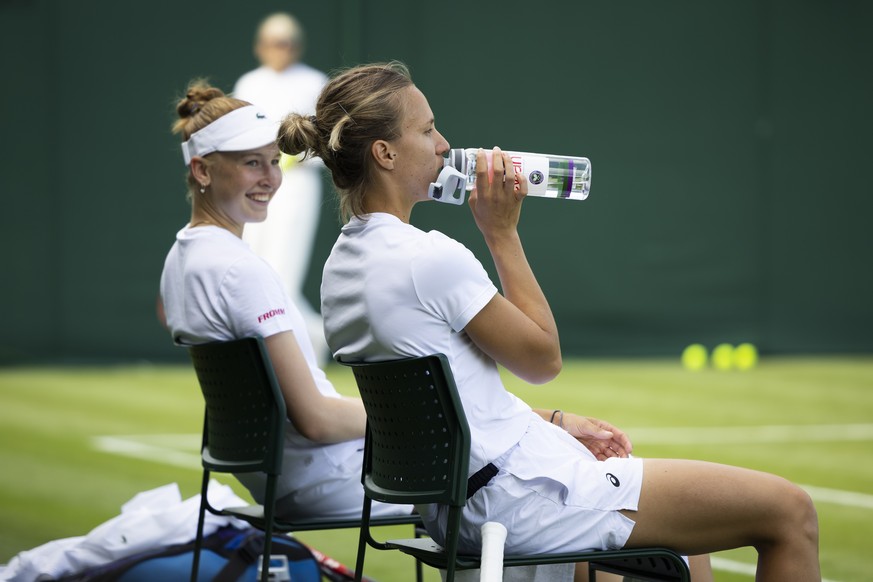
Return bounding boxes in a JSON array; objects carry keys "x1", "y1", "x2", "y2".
[{"x1": 234, "y1": 12, "x2": 330, "y2": 364}]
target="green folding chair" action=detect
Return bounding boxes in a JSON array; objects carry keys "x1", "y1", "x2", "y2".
[
  {"x1": 186, "y1": 336, "x2": 422, "y2": 582},
  {"x1": 344, "y1": 353, "x2": 690, "y2": 582}
]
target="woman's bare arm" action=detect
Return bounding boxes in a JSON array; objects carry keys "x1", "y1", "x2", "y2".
[{"x1": 265, "y1": 331, "x2": 366, "y2": 443}]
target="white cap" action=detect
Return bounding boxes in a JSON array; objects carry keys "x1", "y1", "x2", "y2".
[{"x1": 181, "y1": 105, "x2": 278, "y2": 166}]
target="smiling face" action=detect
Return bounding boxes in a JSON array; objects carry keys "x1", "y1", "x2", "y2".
[
  {"x1": 390, "y1": 86, "x2": 450, "y2": 200},
  {"x1": 198, "y1": 143, "x2": 282, "y2": 236}
]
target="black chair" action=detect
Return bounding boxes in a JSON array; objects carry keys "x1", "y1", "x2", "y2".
[
  {"x1": 186, "y1": 336, "x2": 421, "y2": 582},
  {"x1": 344, "y1": 353, "x2": 691, "y2": 582}
]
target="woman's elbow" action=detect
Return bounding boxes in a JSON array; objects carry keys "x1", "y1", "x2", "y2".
[
  {"x1": 520, "y1": 350, "x2": 562, "y2": 384},
  {"x1": 550, "y1": 351, "x2": 563, "y2": 377},
  {"x1": 287, "y1": 397, "x2": 365, "y2": 443},
  {"x1": 288, "y1": 411, "x2": 334, "y2": 443}
]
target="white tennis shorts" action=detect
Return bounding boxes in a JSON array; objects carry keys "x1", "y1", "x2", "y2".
[
  {"x1": 272, "y1": 447, "x2": 413, "y2": 520},
  {"x1": 420, "y1": 414, "x2": 643, "y2": 554}
]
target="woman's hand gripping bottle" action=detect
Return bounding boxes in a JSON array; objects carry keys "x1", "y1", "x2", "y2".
[{"x1": 428, "y1": 148, "x2": 592, "y2": 205}]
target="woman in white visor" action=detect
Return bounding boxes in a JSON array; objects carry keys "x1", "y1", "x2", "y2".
[{"x1": 159, "y1": 80, "x2": 412, "y2": 520}]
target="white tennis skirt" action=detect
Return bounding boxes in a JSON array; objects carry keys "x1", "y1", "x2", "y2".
[{"x1": 419, "y1": 413, "x2": 644, "y2": 554}]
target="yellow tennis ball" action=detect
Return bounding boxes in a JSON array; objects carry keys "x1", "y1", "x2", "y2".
[
  {"x1": 733, "y1": 343, "x2": 758, "y2": 371},
  {"x1": 711, "y1": 343, "x2": 734, "y2": 371},
  {"x1": 681, "y1": 344, "x2": 708, "y2": 371},
  {"x1": 279, "y1": 152, "x2": 298, "y2": 172}
]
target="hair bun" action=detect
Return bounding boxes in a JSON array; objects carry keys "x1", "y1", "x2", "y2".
[
  {"x1": 277, "y1": 112, "x2": 320, "y2": 159},
  {"x1": 177, "y1": 80, "x2": 225, "y2": 120}
]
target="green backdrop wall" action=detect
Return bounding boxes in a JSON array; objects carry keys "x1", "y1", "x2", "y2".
[{"x1": 1, "y1": 0, "x2": 871, "y2": 363}]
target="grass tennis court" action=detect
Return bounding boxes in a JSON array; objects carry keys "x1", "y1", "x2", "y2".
[{"x1": 1, "y1": 356, "x2": 871, "y2": 581}]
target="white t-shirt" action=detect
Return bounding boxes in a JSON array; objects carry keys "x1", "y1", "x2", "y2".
[
  {"x1": 233, "y1": 63, "x2": 327, "y2": 123},
  {"x1": 159, "y1": 225, "x2": 364, "y2": 502},
  {"x1": 160, "y1": 226, "x2": 294, "y2": 344},
  {"x1": 321, "y1": 213, "x2": 533, "y2": 474}
]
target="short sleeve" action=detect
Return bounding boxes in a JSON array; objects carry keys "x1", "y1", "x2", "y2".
[
  {"x1": 220, "y1": 257, "x2": 294, "y2": 339},
  {"x1": 411, "y1": 233, "x2": 498, "y2": 332}
]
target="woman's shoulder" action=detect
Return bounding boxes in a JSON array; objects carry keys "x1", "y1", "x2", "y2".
[
  {"x1": 340, "y1": 214, "x2": 475, "y2": 265},
  {"x1": 181, "y1": 226, "x2": 247, "y2": 255},
  {"x1": 410, "y1": 230, "x2": 484, "y2": 279},
  {"x1": 180, "y1": 227, "x2": 273, "y2": 278},
  {"x1": 422, "y1": 228, "x2": 474, "y2": 254},
  {"x1": 422, "y1": 227, "x2": 460, "y2": 246}
]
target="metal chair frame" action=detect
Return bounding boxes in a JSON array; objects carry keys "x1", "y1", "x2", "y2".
[
  {"x1": 345, "y1": 353, "x2": 690, "y2": 582},
  {"x1": 186, "y1": 336, "x2": 421, "y2": 582}
]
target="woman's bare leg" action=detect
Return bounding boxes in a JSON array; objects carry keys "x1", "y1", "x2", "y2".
[
  {"x1": 689, "y1": 554, "x2": 713, "y2": 582},
  {"x1": 622, "y1": 459, "x2": 819, "y2": 581}
]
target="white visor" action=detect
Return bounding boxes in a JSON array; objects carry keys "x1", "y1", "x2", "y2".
[{"x1": 181, "y1": 105, "x2": 278, "y2": 165}]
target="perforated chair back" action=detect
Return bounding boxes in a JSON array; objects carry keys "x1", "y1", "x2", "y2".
[
  {"x1": 345, "y1": 354, "x2": 690, "y2": 582},
  {"x1": 348, "y1": 353, "x2": 470, "y2": 507},
  {"x1": 188, "y1": 336, "x2": 286, "y2": 475},
  {"x1": 185, "y1": 337, "x2": 423, "y2": 582}
]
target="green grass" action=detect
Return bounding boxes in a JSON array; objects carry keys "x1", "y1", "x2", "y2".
[{"x1": 1, "y1": 356, "x2": 871, "y2": 581}]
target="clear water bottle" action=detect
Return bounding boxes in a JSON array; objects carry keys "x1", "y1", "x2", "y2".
[{"x1": 428, "y1": 148, "x2": 592, "y2": 205}]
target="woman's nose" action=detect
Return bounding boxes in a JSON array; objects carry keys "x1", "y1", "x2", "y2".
[
  {"x1": 437, "y1": 131, "x2": 450, "y2": 154},
  {"x1": 265, "y1": 165, "x2": 282, "y2": 189}
]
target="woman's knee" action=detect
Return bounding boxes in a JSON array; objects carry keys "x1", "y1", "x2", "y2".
[
  {"x1": 764, "y1": 479, "x2": 819, "y2": 547},
  {"x1": 790, "y1": 484, "x2": 819, "y2": 543}
]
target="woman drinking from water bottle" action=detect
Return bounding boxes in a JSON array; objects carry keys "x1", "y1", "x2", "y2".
[{"x1": 278, "y1": 61, "x2": 819, "y2": 581}]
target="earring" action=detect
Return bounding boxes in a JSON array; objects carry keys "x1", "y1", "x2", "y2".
[{"x1": 199, "y1": 184, "x2": 206, "y2": 194}]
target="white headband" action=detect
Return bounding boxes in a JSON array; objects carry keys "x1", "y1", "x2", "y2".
[{"x1": 181, "y1": 105, "x2": 278, "y2": 166}]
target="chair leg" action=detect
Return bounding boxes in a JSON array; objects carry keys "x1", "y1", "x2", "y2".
[
  {"x1": 260, "y1": 475, "x2": 279, "y2": 582},
  {"x1": 260, "y1": 523, "x2": 273, "y2": 582},
  {"x1": 443, "y1": 507, "x2": 464, "y2": 582},
  {"x1": 414, "y1": 525, "x2": 423, "y2": 582},
  {"x1": 261, "y1": 503, "x2": 275, "y2": 582},
  {"x1": 354, "y1": 498, "x2": 372, "y2": 582},
  {"x1": 190, "y1": 470, "x2": 211, "y2": 582}
]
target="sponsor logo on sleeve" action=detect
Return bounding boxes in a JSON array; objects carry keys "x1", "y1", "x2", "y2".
[{"x1": 258, "y1": 308, "x2": 286, "y2": 324}]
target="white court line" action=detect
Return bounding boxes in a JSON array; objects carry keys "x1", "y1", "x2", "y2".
[
  {"x1": 91, "y1": 431, "x2": 873, "y2": 509},
  {"x1": 91, "y1": 434, "x2": 201, "y2": 470},
  {"x1": 801, "y1": 484, "x2": 873, "y2": 510},
  {"x1": 629, "y1": 423, "x2": 873, "y2": 444},
  {"x1": 93, "y1": 432, "x2": 861, "y2": 581},
  {"x1": 710, "y1": 557, "x2": 839, "y2": 582},
  {"x1": 710, "y1": 557, "x2": 757, "y2": 578}
]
